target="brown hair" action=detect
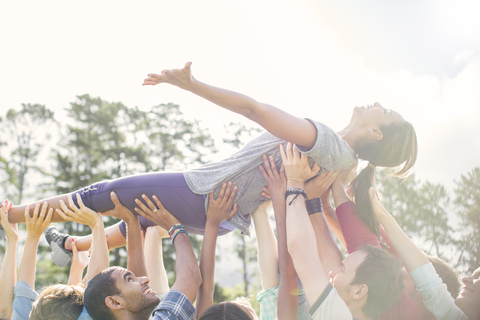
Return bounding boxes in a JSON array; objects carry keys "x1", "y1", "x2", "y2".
[
  {"x1": 352, "y1": 120, "x2": 417, "y2": 241},
  {"x1": 29, "y1": 284, "x2": 85, "y2": 320},
  {"x1": 352, "y1": 245, "x2": 405, "y2": 318},
  {"x1": 84, "y1": 267, "x2": 121, "y2": 320},
  {"x1": 427, "y1": 255, "x2": 461, "y2": 298}
]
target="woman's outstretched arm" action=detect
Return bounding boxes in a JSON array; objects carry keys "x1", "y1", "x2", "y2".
[
  {"x1": 143, "y1": 62, "x2": 317, "y2": 149},
  {"x1": 0, "y1": 202, "x2": 17, "y2": 319}
]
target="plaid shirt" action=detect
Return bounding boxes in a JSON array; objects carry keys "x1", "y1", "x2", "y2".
[{"x1": 151, "y1": 289, "x2": 196, "y2": 320}]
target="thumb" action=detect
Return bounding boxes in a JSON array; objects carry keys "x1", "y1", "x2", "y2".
[
  {"x1": 110, "y1": 191, "x2": 121, "y2": 207},
  {"x1": 71, "y1": 239, "x2": 78, "y2": 255},
  {"x1": 184, "y1": 61, "x2": 192, "y2": 70}
]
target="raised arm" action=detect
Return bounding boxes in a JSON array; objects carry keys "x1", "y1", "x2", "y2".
[
  {"x1": 251, "y1": 199, "x2": 278, "y2": 291},
  {"x1": 67, "y1": 240, "x2": 90, "y2": 285},
  {"x1": 259, "y1": 155, "x2": 298, "y2": 319},
  {"x1": 196, "y1": 182, "x2": 238, "y2": 319},
  {"x1": 135, "y1": 195, "x2": 202, "y2": 305},
  {"x1": 0, "y1": 201, "x2": 17, "y2": 319},
  {"x1": 101, "y1": 192, "x2": 147, "y2": 277},
  {"x1": 144, "y1": 226, "x2": 170, "y2": 295},
  {"x1": 280, "y1": 143, "x2": 331, "y2": 306},
  {"x1": 143, "y1": 62, "x2": 317, "y2": 149},
  {"x1": 370, "y1": 189, "x2": 429, "y2": 271},
  {"x1": 18, "y1": 202, "x2": 53, "y2": 290}
]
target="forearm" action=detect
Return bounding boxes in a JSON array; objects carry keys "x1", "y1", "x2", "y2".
[
  {"x1": 196, "y1": 221, "x2": 220, "y2": 318},
  {"x1": 85, "y1": 220, "x2": 109, "y2": 281},
  {"x1": 378, "y1": 212, "x2": 429, "y2": 272},
  {"x1": 252, "y1": 207, "x2": 278, "y2": 290},
  {"x1": 68, "y1": 264, "x2": 85, "y2": 285},
  {"x1": 17, "y1": 236, "x2": 41, "y2": 289},
  {"x1": 171, "y1": 233, "x2": 202, "y2": 303},
  {"x1": 309, "y1": 213, "x2": 343, "y2": 278},
  {"x1": 126, "y1": 216, "x2": 147, "y2": 277},
  {"x1": 323, "y1": 205, "x2": 346, "y2": 248},
  {"x1": 144, "y1": 229, "x2": 169, "y2": 294},
  {"x1": 0, "y1": 241, "x2": 17, "y2": 318},
  {"x1": 274, "y1": 200, "x2": 298, "y2": 320},
  {"x1": 331, "y1": 182, "x2": 350, "y2": 208}
]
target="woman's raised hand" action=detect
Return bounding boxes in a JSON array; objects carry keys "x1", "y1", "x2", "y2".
[
  {"x1": 56, "y1": 194, "x2": 102, "y2": 229},
  {"x1": 280, "y1": 142, "x2": 320, "y2": 183},
  {"x1": 142, "y1": 62, "x2": 194, "y2": 91},
  {"x1": 25, "y1": 202, "x2": 54, "y2": 238},
  {"x1": 206, "y1": 182, "x2": 238, "y2": 225},
  {"x1": 332, "y1": 161, "x2": 358, "y2": 189},
  {"x1": 258, "y1": 154, "x2": 286, "y2": 201},
  {"x1": 134, "y1": 194, "x2": 181, "y2": 231},
  {"x1": 1, "y1": 200, "x2": 17, "y2": 241}
]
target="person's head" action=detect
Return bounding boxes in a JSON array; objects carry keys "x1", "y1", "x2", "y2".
[
  {"x1": 29, "y1": 284, "x2": 84, "y2": 320},
  {"x1": 84, "y1": 266, "x2": 160, "y2": 320},
  {"x1": 349, "y1": 102, "x2": 417, "y2": 240},
  {"x1": 455, "y1": 266, "x2": 480, "y2": 320},
  {"x1": 427, "y1": 255, "x2": 461, "y2": 298},
  {"x1": 329, "y1": 245, "x2": 404, "y2": 319},
  {"x1": 199, "y1": 297, "x2": 258, "y2": 320}
]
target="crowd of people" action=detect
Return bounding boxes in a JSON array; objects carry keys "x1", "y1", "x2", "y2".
[{"x1": 0, "y1": 63, "x2": 478, "y2": 319}]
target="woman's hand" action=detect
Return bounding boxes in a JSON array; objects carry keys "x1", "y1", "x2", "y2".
[
  {"x1": 1, "y1": 200, "x2": 17, "y2": 242},
  {"x1": 280, "y1": 142, "x2": 320, "y2": 183},
  {"x1": 143, "y1": 62, "x2": 195, "y2": 91},
  {"x1": 99, "y1": 192, "x2": 136, "y2": 223},
  {"x1": 135, "y1": 195, "x2": 181, "y2": 231},
  {"x1": 25, "y1": 202, "x2": 54, "y2": 238},
  {"x1": 305, "y1": 169, "x2": 341, "y2": 199},
  {"x1": 206, "y1": 182, "x2": 238, "y2": 226},
  {"x1": 258, "y1": 154, "x2": 286, "y2": 201},
  {"x1": 56, "y1": 194, "x2": 102, "y2": 229},
  {"x1": 71, "y1": 239, "x2": 90, "y2": 271}
]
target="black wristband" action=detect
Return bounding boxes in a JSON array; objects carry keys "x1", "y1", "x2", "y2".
[
  {"x1": 285, "y1": 188, "x2": 308, "y2": 205},
  {"x1": 306, "y1": 198, "x2": 323, "y2": 215}
]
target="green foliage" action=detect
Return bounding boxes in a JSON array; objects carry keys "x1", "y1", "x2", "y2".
[
  {"x1": 453, "y1": 167, "x2": 480, "y2": 273},
  {"x1": 0, "y1": 103, "x2": 56, "y2": 204}
]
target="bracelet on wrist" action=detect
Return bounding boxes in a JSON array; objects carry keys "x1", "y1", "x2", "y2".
[
  {"x1": 285, "y1": 188, "x2": 308, "y2": 205},
  {"x1": 306, "y1": 198, "x2": 323, "y2": 215}
]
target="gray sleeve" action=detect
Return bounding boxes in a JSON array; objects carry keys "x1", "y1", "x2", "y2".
[{"x1": 297, "y1": 119, "x2": 356, "y2": 172}]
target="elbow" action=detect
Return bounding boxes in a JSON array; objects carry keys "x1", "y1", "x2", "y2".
[
  {"x1": 0, "y1": 305, "x2": 13, "y2": 320},
  {"x1": 287, "y1": 233, "x2": 303, "y2": 259}
]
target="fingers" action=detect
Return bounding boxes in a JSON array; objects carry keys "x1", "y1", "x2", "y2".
[
  {"x1": 218, "y1": 182, "x2": 227, "y2": 201},
  {"x1": 279, "y1": 143, "x2": 287, "y2": 163},
  {"x1": 184, "y1": 61, "x2": 192, "y2": 70},
  {"x1": 76, "y1": 193, "x2": 86, "y2": 209},
  {"x1": 152, "y1": 195, "x2": 165, "y2": 211},
  {"x1": 311, "y1": 162, "x2": 321, "y2": 176},
  {"x1": 25, "y1": 205, "x2": 31, "y2": 224},
  {"x1": 141, "y1": 194, "x2": 158, "y2": 211}
]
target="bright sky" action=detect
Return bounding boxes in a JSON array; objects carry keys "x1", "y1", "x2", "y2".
[{"x1": 1, "y1": 0, "x2": 479, "y2": 285}]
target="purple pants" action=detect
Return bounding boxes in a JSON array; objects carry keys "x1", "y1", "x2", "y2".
[{"x1": 72, "y1": 172, "x2": 234, "y2": 237}]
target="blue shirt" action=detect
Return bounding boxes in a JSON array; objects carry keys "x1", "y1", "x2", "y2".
[
  {"x1": 151, "y1": 289, "x2": 196, "y2": 320},
  {"x1": 12, "y1": 281, "x2": 38, "y2": 320}
]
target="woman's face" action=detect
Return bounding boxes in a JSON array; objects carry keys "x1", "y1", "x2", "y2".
[
  {"x1": 455, "y1": 267, "x2": 480, "y2": 319},
  {"x1": 352, "y1": 102, "x2": 404, "y2": 130}
]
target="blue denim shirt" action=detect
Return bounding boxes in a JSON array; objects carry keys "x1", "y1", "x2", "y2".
[{"x1": 12, "y1": 281, "x2": 38, "y2": 320}]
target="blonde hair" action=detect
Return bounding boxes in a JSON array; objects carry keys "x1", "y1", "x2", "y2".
[{"x1": 30, "y1": 284, "x2": 84, "y2": 320}]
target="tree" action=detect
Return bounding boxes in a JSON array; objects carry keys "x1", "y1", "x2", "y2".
[
  {"x1": 0, "y1": 104, "x2": 56, "y2": 204},
  {"x1": 454, "y1": 167, "x2": 480, "y2": 273}
]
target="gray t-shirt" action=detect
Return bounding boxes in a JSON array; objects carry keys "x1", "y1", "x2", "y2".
[{"x1": 183, "y1": 119, "x2": 356, "y2": 235}]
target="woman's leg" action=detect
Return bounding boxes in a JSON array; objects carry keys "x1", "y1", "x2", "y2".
[
  {"x1": 64, "y1": 222, "x2": 127, "y2": 252},
  {"x1": 8, "y1": 194, "x2": 71, "y2": 223}
]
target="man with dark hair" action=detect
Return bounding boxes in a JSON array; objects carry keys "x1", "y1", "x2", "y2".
[
  {"x1": 84, "y1": 192, "x2": 201, "y2": 320},
  {"x1": 281, "y1": 144, "x2": 404, "y2": 319}
]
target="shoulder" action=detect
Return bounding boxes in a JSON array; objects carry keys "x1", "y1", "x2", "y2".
[
  {"x1": 309, "y1": 284, "x2": 352, "y2": 319},
  {"x1": 151, "y1": 290, "x2": 196, "y2": 320}
]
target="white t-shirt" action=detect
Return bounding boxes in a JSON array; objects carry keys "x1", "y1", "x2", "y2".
[{"x1": 309, "y1": 284, "x2": 353, "y2": 320}]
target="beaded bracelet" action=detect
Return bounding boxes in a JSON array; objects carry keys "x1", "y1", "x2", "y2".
[
  {"x1": 169, "y1": 227, "x2": 185, "y2": 240},
  {"x1": 168, "y1": 224, "x2": 183, "y2": 238},
  {"x1": 172, "y1": 230, "x2": 188, "y2": 245}
]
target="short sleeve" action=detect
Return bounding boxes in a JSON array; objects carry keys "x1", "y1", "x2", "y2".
[
  {"x1": 296, "y1": 119, "x2": 356, "y2": 173},
  {"x1": 12, "y1": 281, "x2": 38, "y2": 320},
  {"x1": 151, "y1": 290, "x2": 196, "y2": 320},
  {"x1": 257, "y1": 285, "x2": 279, "y2": 320}
]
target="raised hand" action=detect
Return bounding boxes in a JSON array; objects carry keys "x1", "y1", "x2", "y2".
[
  {"x1": 25, "y1": 202, "x2": 53, "y2": 238},
  {"x1": 1, "y1": 200, "x2": 17, "y2": 241},
  {"x1": 142, "y1": 62, "x2": 194, "y2": 90},
  {"x1": 134, "y1": 194, "x2": 181, "y2": 231},
  {"x1": 332, "y1": 161, "x2": 358, "y2": 189},
  {"x1": 258, "y1": 154, "x2": 286, "y2": 201},
  {"x1": 99, "y1": 191, "x2": 136, "y2": 222},
  {"x1": 206, "y1": 182, "x2": 238, "y2": 226},
  {"x1": 56, "y1": 194, "x2": 102, "y2": 229},
  {"x1": 280, "y1": 142, "x2": 320, "y2": 183}
]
